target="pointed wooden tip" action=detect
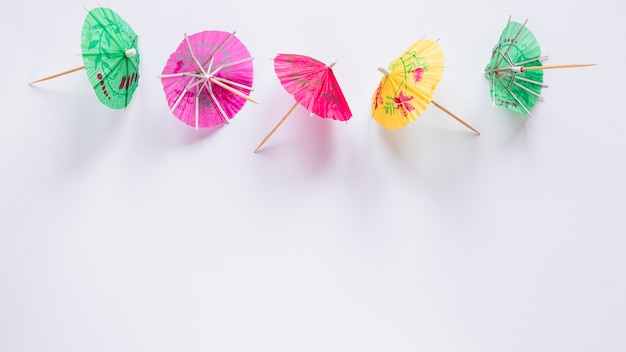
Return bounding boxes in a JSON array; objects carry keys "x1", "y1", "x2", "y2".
[
  {"x1": 29, "y1": 77, "x2": 50, "y2": 85},
  {"x1": 254, "y1": 102, "x2": 300, "y2": 153},
  {"x1": 28, "y1": 66, "x2": 85, "y2": 85},
  {"x1": 430, "y1": 100, "x2": 480, "y2": 135},
  {"x1": 254, "y1": 139, "x2": 268, "y2": 154}
]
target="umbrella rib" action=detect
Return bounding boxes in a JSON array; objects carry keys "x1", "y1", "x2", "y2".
[
  {"x1": 203, "y1": 55, "x2": 257, "y2": 104},
  {"x1": 211, "y1": 76, "x2": 253, "y2": 91},
  {"x1": 493, "y1": 19, "x2": 528, "y2": 70},
  {"x1": 206, "y1": 56, "x2": 215, "y2": 79},
  {"x1": 493, "y1": 73, "x2": 531, "y2": 114},
  {"x1": 503, "y1": 82, "x2": 532, "y2": 116},
  {"x1": 201, "y1": 31, "x2": 236, "y2": 68},
  {"x1": 208, "y1": 78, "x2": 258, "y2": 104},
  {"x1": 514, "y1": 55, "x2": 549, "y2": 66},
  {"x1": 511, "y1": 80, "x2": 543, "y2": 99},
  {"x1": 486, "y1": 51, "x2": 516, "y2": 74},
  {"x1": 513, "y1": 75, "x2": 548, "y2": 88},
  {"x1": 159, "y1": 72, "x2": 205, "y2": 79},
  {"x1": 501, "y1": 51, "x2": 516, "y2": 66},
  {"x1": 504, "y1": 73, "x2": 515, "y2": 90},
  {"x1": 489, "y1": 70, "x2": 514, "y2": 105},
  {"x1": 169, "y1": 78, "x2": 196, "y2": 113},
  {"x1": 184, "y1": 33, "x2": 206, "y2": 75},
  {"x1": 189, "y1": 79, "x2": 206, "y2": 90},
  {"x1": 208, "y1": 57, "x2": 254, "y2": 77},
  {"x1": 195, "y1": 87, "x2": 200, "y2": 129},
  {"x1": 202, "y1": 81, "x2": 230, "y2": 124}
]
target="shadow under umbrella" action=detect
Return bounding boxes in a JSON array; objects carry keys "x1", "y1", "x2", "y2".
[{"x1": 254, "y1": 106, "x2": 335, "y2": 177}]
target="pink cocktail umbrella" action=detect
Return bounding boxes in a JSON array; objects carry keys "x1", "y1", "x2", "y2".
[
  {"x1": 254, "y1": 54, "x2": 352, "y2": 153},
  {"x1": 160, "y1": 31, "x2": 257, "y2": 129}
]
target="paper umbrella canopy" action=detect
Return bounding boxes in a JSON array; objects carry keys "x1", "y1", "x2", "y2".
[
  {"x1": 372, "y1": 38, "x2": 479, "y2": 134},
  {"x1": 484, "y1": 18, "x2": 596, "y2": 115},
  {"x1": 160, "y1": 31, "x2": 257, "y2": 129},
  {"x1": 254, "y1": 54, "x2": 352, "y2": 152},
  {"x1": 30, "y1": 7, "x2": 140, "y2": 110}
]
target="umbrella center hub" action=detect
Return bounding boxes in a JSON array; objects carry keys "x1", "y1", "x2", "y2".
[
  {"x1": 125, "y1": 48, "x2": 137, "y2": 57},
  {"x1": 198, "y1": 70, "x2": 216, "y2": 81}
]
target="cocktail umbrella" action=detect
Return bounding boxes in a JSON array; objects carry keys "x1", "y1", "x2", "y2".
[
  {"x1": 159, "y1": 31, "x2": 257, "y2": 129},
  {"x1": 254, "y1": 54, "x2": 352, "y2": 153},
  {"x1": 484, "y1": 17, "x2": 596, "y2": 115},
  {"x1": 372, "y1": 38, "x2": 479, "y2": 134},
  {"x1": 29, "y1": 7, "x2": 140, "y2": 110}
]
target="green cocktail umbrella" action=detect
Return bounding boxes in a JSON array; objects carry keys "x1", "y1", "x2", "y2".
[
  {"x1": 484, "y1": 18, "x2": 595, "y2": 115},
  {"x1": 29, "y1": 7, "x2": 140, "y2": 110}
]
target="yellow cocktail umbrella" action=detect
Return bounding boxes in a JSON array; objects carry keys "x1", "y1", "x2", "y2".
[{"x1": 372, "y1": 38, "x2": 479, "y2": 134}]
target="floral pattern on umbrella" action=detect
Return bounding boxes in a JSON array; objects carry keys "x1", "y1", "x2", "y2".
[
  {"x1": 372, "y1": 38, "x2": 480, "y2": 134},
  {"x1": 372, "y1": 39, "x2": 443, "y2": 130}
]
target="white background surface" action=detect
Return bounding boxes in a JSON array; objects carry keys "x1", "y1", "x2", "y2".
[{"x1": 1, "y1": 0, "x2": 625, "y2": 351}]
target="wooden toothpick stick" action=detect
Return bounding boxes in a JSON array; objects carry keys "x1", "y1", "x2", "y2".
[
  {"x1": 491, "y1": 63, "x2": 597, "y2": 73},
  {"x1": 254, "y1": 101, "x2": 299, "y2": 153},
  {"x1": 29, "y1": 66, "x2": 85, "y2": 85},
  {"x1": 520, "y1": 63, "x2": 597, "y2": 71},
  {"x1": 430, "y1": 100, "x2": 480, "y2": 135},
  {"x1": 209, "y1": 77, "x2": 259, "y2": 104}
]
